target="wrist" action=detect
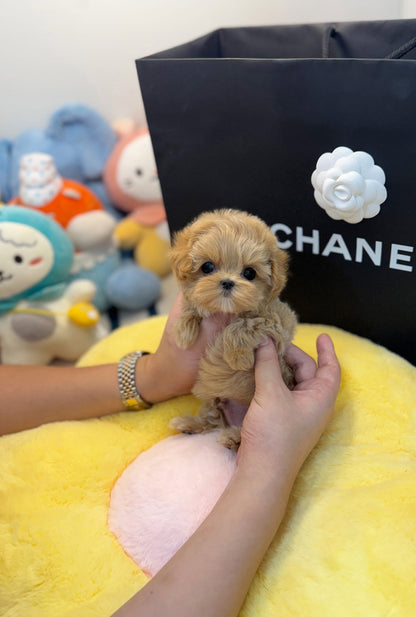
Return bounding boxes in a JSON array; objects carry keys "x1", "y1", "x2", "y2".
[
  {"x1": 228, "y1": 463, "x2": 295, "y2": 531},
  {"x1": 134, "y1": 352, "x2": 182, "y2": 404},
  {"x1": 118, "y1": 351, "x2": 152, "y2": 410},
  {"x1": 236, "y1": 446, "x2": 302, "y2": 495}
]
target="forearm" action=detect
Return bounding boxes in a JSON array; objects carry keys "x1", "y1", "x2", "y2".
[
  {"x1": 0, "y1": 349, "x2": 199, "y2": 436},
  {"x1": 0, "y1": 363, "x2": 123, "y2": 435},
  {"x1": 112, "y1": 464, "x2": 294, "y2": 617}
]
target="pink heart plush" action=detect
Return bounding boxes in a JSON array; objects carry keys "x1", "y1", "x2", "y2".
[{"x1": 108, "y1": 432, "x2": 237, "y2": 576}]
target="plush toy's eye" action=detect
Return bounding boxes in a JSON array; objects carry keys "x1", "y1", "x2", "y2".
[
  {"x1": 14, "y1": 255, "x2": 23, "y2": 264},
  {"x1": 242, "y1": 267, "x2": 256, "y2": 280},
  {"x1": 201, "y1": 261, "x2": 215, "y2": 275},
  {"x1": 135, "y1": 168, "x2": 143, "y2": 176}
]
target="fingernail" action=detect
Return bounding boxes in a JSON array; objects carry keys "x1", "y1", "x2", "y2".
[{"x1": 256, "y1": 337, "x2": 270, "y2": 348}]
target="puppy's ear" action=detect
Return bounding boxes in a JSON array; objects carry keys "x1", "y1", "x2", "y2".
[
  {"x1": 269, "y1": 243, "x2": 289, "y2": 297},
  {"x1": 169, "y1": 227, "x2": 195, "y2": 282}
]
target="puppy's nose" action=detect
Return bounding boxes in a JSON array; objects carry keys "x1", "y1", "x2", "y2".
[{"x1": 220, "y1": 279, "x2": 235, "y2": 291}]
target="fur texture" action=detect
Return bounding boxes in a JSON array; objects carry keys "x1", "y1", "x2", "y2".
[{"x1": 169, "y1": 209, "x2": 297, "y2": 449}]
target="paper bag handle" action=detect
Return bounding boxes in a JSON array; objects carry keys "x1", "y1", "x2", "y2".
[
  {"x1": 322, "y1": 25, "x2": 336, "y2": 58},
  {"x1": 386, "y1": 35, "x2": 416, "y2": 58},
  {"x1": 322, "y1": 24, "x2": 416, "y2": 59}
]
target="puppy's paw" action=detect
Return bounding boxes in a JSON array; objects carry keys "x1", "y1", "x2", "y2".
[
  {"x1": 217, "y1": 426, "x2": 241, "y2": 451},
  {"x1": 170, "y1": 415, "x2": 206, "y2": 435},
  {"x1": 223, "y1": 347, "x2": 254, "y2": 371}
]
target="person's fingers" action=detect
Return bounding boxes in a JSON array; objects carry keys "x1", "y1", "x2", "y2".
[
  {"x1": 164, "y1": 293, "x2": 183, "y2": 334},
  {"x1": 199, "y1": 312, "x2": 231, "y2": 346},
  {"x1": 170, "y1": 292, "x2": 183, "y2": 316},
  {"x1": 284, "y1": 343, "x2": 317, "y2": 384},
  {"x1": 316, "y1": 334, "x2": 340, "y2": 370},
  {"x1": 315, "y1": 334, "x2": 341, "y2": 393},
  {"x1": 254, "y1": 338, "x2": 285, "y2": 391}
]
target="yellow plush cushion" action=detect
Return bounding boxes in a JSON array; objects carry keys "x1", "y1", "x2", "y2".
[{"x1": 1, "y1": 317, "x2": 415, "y2": 616}]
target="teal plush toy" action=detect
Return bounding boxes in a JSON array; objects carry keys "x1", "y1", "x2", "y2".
[{"x1": 0, "y1": 205, "x2": 103, "y2": 365}]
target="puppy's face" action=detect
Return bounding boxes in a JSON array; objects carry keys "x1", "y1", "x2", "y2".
[{"x1": 170, "y1": 209, "x2": 289, "y2": 315}]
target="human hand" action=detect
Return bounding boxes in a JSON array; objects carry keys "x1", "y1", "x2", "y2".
[
  {"x1": 137, "y1": 293, "x2": 231, "y2": 403},
  {"x1": 237, "y1": 335, "x2": 341, "y2": 480}
]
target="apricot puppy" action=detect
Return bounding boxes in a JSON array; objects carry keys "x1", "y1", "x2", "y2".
[{"x1": 169, "y1": 208, "x2": 297, "y2": 450}]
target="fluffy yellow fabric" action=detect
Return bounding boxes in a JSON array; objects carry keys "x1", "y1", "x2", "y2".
[{"x1": 1, "y1": 317, "x2": 415, "y2": 616}]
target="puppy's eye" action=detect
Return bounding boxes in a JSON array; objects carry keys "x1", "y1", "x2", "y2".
[
  {"x1": 201, "y1": 261, "x2": 215, "y2": 275},
  {"x1": 242, "y1": 267, "x2": 256, "y2": 281},
  {"x1": 14, "y1": 255, "x2": 24, "y2": 264}
]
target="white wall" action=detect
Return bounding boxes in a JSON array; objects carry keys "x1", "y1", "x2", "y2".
[
  {"x1": 0, "y1": 0, "x2": 407, "y2": 139},
  {"x1": 403, "y1": 0, "x2": 416, "y2": 14}
]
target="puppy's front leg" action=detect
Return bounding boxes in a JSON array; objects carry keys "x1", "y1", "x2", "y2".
[
  {"x1": 222, "y1": 317, "x2": 281, "y2": 371},
  {"x1": 174, "y1": 307, "x2": 202, "y2": 349},
  {"x1": 221, "y1": 319, "x2": 258, "y2": 371}
]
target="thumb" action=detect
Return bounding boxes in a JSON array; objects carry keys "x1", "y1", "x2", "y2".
[
  {"x1": 203, "y1": 312, "x2": 232, "y2": 337},
  {"x1": 254, "y1": 338, "x2": 285, "y2": 392}
]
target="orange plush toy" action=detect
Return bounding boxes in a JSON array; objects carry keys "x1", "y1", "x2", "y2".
[{"x1": 10, "y1": 151, "x2": 111, "y2": 233}]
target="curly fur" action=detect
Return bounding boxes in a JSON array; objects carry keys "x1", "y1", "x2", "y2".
[{"x1": 169, "y1": 209, "x2": 297, "y2": 450}]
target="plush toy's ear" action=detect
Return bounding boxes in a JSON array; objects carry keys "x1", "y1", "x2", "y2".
[
  {"x1": 111, "y1": 118, "x2": 137, "y2": 138},
  {"x1": 269, "y1": 242, "x2": 289, "y2": 297},
  {"x1": 169, "y1": 227, "x2": 195, "y2": 282},
  {"x1": 47, "y1": 104, "x2": 117, "y2": 180}
]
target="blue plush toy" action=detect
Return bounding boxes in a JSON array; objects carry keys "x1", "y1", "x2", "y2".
[
  {"x1": 0, "y1": 103, "x2": 118, "y2": 216},
  {"x1": 0, "y1": 140, "x2": 11, "y2": 203},
  {"x1": 0, "y1": 205, "x2": 104, "y2": 364}
]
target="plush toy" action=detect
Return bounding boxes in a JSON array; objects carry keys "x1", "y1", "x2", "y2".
[
  {"x1": 116, "y1": 219, "x2": 171, "y2": 279},
  {"x1": 0, "y1": 139, "x2": 11, "y2": 203},
  {"x1": 0, "y1": 205, "x2": 103, "y2": 365},
  {"x1": 0, "y1": 103, "x2": 118, "y2": 216},
  {"x1": 10, "y1": 153, "x2": 161, "y2": 314},
  {"x1": 104, "y1": 127, "x2": 171, "y2": 278}
]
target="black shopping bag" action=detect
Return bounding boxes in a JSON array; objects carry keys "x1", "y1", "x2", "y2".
[{"x1": 136, "y1": 19, "x2": 416, "y2": 365}]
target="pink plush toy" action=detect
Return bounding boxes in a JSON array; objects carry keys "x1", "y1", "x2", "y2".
[
  {"x1": 104, "y1": 127, "x2": 165, "y2": 226},
  {"x1": 104, "y1": 128, "x2": 171, "y2": 278}
]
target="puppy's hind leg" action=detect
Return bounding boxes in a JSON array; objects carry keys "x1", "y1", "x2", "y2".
[
  {"x1": 170, "y1": 414, "x2": 208, "y2": 435},
  {"x1": 215, "y1": 399, "x2": 247, "y2": 451},
  {"x1": 217, "y1": 426, "x2": 241, "y2": 451},
  {"x1": 170, "y1": 401, "x2": 225, "y2": 435}
]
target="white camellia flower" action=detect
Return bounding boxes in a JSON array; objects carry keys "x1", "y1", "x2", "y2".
[{"x1": 311, "y1": 146, "x2": 387, "y2": 223}]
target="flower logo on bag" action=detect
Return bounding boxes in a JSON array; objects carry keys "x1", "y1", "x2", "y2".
[{"x1": 311, "y1": 147, "x2": 387, "y2": 224}]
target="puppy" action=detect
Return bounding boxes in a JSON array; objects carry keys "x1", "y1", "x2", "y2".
[{"x1": 169, "y1": 208, "x2": 297, "y2": 450}]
